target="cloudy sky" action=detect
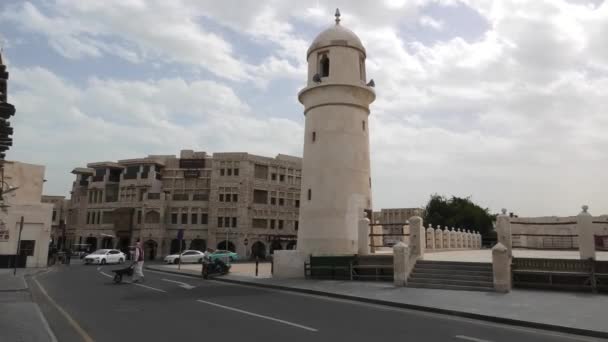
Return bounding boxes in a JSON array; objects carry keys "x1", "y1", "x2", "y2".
[{"x1": 0, "y1": 0, "x2": 606, "y2": 216}]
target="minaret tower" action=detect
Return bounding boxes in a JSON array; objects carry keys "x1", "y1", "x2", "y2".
[{"x1": 297, "y1": 9, "x2": 375, "y2": 255}]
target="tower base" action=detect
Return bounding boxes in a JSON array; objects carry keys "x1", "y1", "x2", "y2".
[{"x1": 273, "y1": 250, "x2": 307, "y2": 279}]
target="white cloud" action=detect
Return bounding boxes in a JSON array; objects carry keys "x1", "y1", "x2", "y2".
[
  {"x1": 9, "y1": 67, "x2": 303, "y2": 195},
  {"x1": 3, "y1": 0, "x2": 608, "y2": 216},
  {"x1": 419, "y1": 15, "x2": 444, "y2": 30}
]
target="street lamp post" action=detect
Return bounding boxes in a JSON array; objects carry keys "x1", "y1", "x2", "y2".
[{"x1": 13, "y1": 216, "x2": 23, "y2": 276}]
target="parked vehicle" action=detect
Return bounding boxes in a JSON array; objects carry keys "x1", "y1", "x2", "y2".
[
  {"x1": 84, "y1": 249, "x2": 126, "y2": 265},
  {"x1": 164, "y1": 250, "x2": 206, "y2": 264},
  {"x1": 207, "y1": 250, "x2": 238, "y2": 262}
]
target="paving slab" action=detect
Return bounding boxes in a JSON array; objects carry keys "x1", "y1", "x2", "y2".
[{"x1": 0, "y1": 268, "x2": 56, "y2": 342}]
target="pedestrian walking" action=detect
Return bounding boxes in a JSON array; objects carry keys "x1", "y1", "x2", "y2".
[
  {"x1": 132, "y1": 239, "x2": 145, "y2": 283},
  {"x1": 64, "y1": 249, "x2": 71, "y2": 266}
]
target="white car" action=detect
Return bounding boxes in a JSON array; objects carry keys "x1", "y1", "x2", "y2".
[
  {"x1": 84, "y1": 249, "x2": 126, "y2": 265},
  {"x1": 164, "y1": 250, "x2": 206, "y2": 264}
]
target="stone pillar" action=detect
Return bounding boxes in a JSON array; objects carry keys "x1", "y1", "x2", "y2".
[
  {"x1": 393, "y1": 242, "x2": 410, "y2": 286},
  {"x1": 358, "y1": 217, "x2": 371, "y2": 255},
  {"x1": 475, "y1": 232, "x2": 481, "y2": 248},
  {"x1": 496, "y1": 209, "x2": 512, "y2": 257},
  {"x1": 372, "y1": 221, "x2": 383, "y2": 252},
  {"x1": 273, "y1": 250, "x2": 307, "y2": 279},
  {"x1": 492, "y1": 242, "x2": 511, "y2": 293},
  {"x1": 426, "y1": 226, "x2": 435, "y2": 250},
  {"x1": 409, "y1": 216, "x2": 425, "y2": 258},
  {"x1": 443, "y1": 226, "x2": 450, "y2": 249},
  {"x1": 435, "y1": 227, "x2": 443, "y2": 249},
  {"x1": 457, "y1": 229, "x2": 463, "y2": 248},
  {"x1": 446, "y1": 227, "x2": 458, "y2": 249},
  {"x1": 466, "y1": 230, "x2": 472, "y2": 248},
  {"x1": 578, "y1": 205, "x2": 595, "y2": 260}
]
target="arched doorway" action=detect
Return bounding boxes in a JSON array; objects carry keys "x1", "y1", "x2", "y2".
[
  {"x1": 144, "y1": 240, "x2": 157, "y2": 260},
  {"x1": 250, "y1": 241, "x2": 266, "y2": 260},
  {"x1": 85, "y1": 237, "x2": 97, "y2": 252},
  {"x1": 217, "y1": 240, "x2": 235, "y2": 252},
  {"x1": 190, "y1": 239, "x2": 206, "y2": 251},
  {"x1": 270, "y1": 241, "x2": 283, "y2": 254},
  {"x1": 170, "y1": 239, "x2": 186, "y2": 254},
  {"x1": 286, "y1": 241, "x2": 296, "y2": 250},
  {"x1": 101, "y1": 237, "x2": 113, "y2": 249}
]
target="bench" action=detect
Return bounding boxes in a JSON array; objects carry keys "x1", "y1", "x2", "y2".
[
  {"x1": 512, "y1": 258, "x2": 608, "y2": 292},
  {"x1": 350, "y1": 264, "x2": 393, "y2": 281},
  {"x1": 305, "y1": 256, "x2": 355, "y2": 280}
]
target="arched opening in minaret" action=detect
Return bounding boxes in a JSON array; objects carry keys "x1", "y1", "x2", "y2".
[
  {"x1": 320, "y1": 54, "x2": 330, "y2": 77},
  {"x1": 359, "y1": 56, "x2": 366, "y2": 81}
]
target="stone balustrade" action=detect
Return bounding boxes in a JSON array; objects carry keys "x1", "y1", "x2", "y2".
[{"x1": 422, "y1": 223, "x2": 483, "y2": 251}]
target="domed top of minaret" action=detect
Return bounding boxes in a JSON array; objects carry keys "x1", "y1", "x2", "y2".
[{"x1": 307, "y1": 8, "x2": 365, "y2": 57}]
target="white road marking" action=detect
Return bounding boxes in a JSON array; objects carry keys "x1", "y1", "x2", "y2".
[
  {"x1": 196, "y1": 299, "x2": 318, "y2": 332},
  {"x1": 32, "y1": 277, "x2": 96, "y2": 342},
  {"x1": 162, "y1": 278, "x2": 195, "y2": 290},
  {"x1": 98, "y1": 270, "x2": 166, "y2": 292},
  {"x1": 146, "y1": 269, "x2": 202, "y2": 280},
  {"x1": 96, "y1": 267, "x2": 101, "y2": 271},
  {"x1": 455, "y1": 335, "x2": 493, "y2": 342},
  {"x1": 133, "y1": 283, "x2": 167, "y2": 293},
  {"x1": 33, "y1": 300, "x2": 59, "y2": 342},
  {"x1": 100, "y1": 271, "x2": 112, "y2": 278}
]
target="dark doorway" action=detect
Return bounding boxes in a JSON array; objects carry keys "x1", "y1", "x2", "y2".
[
  {"x1": 170, "y1": 239, "x2": 186, "y2": 254},
  {"x1": 286, "y1": 241, "x2": 297, "y2": 250},
  {"x1": 85, "y1": 237, "x2": 97, "y2": 252},
  {"x1": 101, "y1": 237, "x2": 113, "y2": 249},
  {"x1": 190, "y1": 239, "x2": 206, "y2": 252},
  {"x1": 250, "y1": 241, "x2": 266, "y2": 260},
  {"x1": 217, "y1": 240, "x2": 235, "y2": 252},
  {"x1": 144, "y1": 240, "x2": 157, "y2": 260},
  {"x1": 270, "y1": 241, "x2": 283, "y2": 254}
]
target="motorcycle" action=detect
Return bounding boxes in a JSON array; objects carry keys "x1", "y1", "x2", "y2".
[{"x1": 202, "y1": 257, "x2": 231, "y2": 279}]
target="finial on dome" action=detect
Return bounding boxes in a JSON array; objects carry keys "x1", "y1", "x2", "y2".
[{"x1": 335, "y1": 8, "x2": 341, "y2": 24}]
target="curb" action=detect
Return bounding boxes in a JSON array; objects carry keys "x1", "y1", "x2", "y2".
[{"x1": 145, "y1": 266, "x2": 608, "y2": 339}]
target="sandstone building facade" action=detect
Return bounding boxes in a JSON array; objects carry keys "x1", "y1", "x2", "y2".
[{"x1": 65, "y1": 150, "x2": 302, "y2": 260}]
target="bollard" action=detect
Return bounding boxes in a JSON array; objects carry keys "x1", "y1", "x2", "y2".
[
  {"x1": 255, "y1": 257, "x2": 259, "y2": 276},
  {"x1": 492, "y1": 242, "x2": 511, "y2": 293},
  {"x1": 496, "y1": 209, "x2": 512, "y2": 257},
  {"x1": 578, "y1": 205, "x2": 595, "y2": 260},
  {"x1": 393, "y1": 242, "x2": 409, "y2": 286}
]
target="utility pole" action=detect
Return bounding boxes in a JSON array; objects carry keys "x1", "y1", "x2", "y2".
[{"x1": 13, "y1": 216, "x2": 23, "y2": 276}]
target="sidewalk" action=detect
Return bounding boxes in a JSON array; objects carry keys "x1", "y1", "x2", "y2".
[
  {"x1": 0, "y1": 268, "x2": 57, "y2": 342},
  {"x1": 148, "y1": 263, "x2": 608, "y2": 338}
]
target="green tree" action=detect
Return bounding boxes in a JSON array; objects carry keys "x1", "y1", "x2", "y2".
[{"x1": 423, "y1": 194, "x2": 495, "y2": 238}]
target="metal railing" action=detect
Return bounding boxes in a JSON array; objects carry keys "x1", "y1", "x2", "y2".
[
  {"x1": 368, "y1": 222, "x2": 409, "y2": 248},
  {"x1": 512, "y1": 234, "x2": 578, "y2": 250},
  {"x1": 512, "y1": 258, "x2": 608, "y2": 293}
]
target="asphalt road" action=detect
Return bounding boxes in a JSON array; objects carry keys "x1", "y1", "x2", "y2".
[{"x1": 30, "y1": 262, "x2": 604, "y2": 342}]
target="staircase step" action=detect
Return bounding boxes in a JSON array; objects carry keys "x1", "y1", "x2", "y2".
[
  {"x1": 407, "y1": 277, "x2": 493, "y2": 287},
  {"x1": 415, "y1": 263, "x2": 492, "y2": 271},
  {"x1": 407, "y1": 282, "x2": 494, "y2": 292},
  {"x1": 409, "y1": 273, "x2": 492, "y2": 282},
  {"x1": 412, "y1": 268, "x2": 492, "y2": 276},
  {"x1": 417, "y1": 260, "x2": 492, "y2": 267}
]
